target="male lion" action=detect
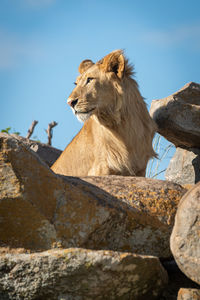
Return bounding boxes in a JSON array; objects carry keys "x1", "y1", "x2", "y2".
[{"x1": 51, "y1": 50, "x2": 156, "y2": 176}]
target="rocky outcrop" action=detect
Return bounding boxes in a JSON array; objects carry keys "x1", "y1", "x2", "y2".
[
  {"x1": 150, "y1": 82, "x2": 200, "y2": 148},
  {"x1": 165, "y1": 147, "x2": 200, "y2": 185},
  {"x1": 0, "y1": 248, "x2": 168, "y2": 300},
  {"x1": 170, "y1": 182, "x2": 200, "y2": 285},
  {"x1": 177, "y1": 288, "x2": 200, "y2": 300},
  {"x1": 0, "y1": 133, "x2": 186, "y2": 258},
  {"x1": 2, "y1": 132, "x2": 197, "y2": 299}
]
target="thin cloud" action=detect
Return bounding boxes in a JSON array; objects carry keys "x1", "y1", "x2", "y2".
[
  {"x1": 141, "y1": 23, "x2": 200, "y2": 51},
  {"x1": 0, "y1": 30, "x2": 45, "y2": 69},
  {"x1": 21, "y1": 0, "x2": 56, "y2": 9}
]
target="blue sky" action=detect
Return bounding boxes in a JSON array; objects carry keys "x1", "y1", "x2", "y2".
[{"x1": 1, "y1": 0, "x2": 200, "y2": 178}]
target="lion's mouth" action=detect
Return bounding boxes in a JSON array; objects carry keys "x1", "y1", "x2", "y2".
[{"x1": 75, "y1": 108, "x2": 95, "y2": 115}]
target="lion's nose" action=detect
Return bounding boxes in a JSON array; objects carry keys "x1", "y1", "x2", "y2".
[{"x1": 68, "y1": 99, "x2": 78, "y2": 108}]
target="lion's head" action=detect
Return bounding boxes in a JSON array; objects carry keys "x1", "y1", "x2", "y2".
[{"x1": 67, "y1": 50, "x2": 133, "y2": 123}]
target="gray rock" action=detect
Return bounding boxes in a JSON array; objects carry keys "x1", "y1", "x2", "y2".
[
  {"x1": 0, "y1": 133, "x2": 187, "y2": 257},
  {"x1": 165, "y1": 147, "x2": 200, "y2": 185},
  {"x1": 10, "y1": 133, "x2": 62, "y2": 167},
  {"x1": 177, "y1": 288, "x2": 200, "y2": 300},
  {"x1": 0, "y1": 248, "x2": 168, "y2": 300},
  {"x1": 150, "y1": 82, "x2": 200, "y2": 148},
  {"x1": 170, "y1": 182, "x2": 200, "y2": 285}
]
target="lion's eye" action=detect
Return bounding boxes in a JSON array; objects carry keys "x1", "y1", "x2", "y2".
[{"x1": 86, "y1": 77, "x2": 93, "y2": 84}]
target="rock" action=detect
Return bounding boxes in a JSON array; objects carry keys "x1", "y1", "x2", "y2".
[
  {"x1": 165, "y1": 147, "x2": 200, "y2": 185},
  {"x1": 0, "y1": 133, "x2": 186, "y2": 257},
  {"x1": 82, "y1": 176, "x2": 186, "y2": 227},
  {"x1": 177, "y1": 288, "x2": 200, "y2": 300},
  {"x1": 150, "y1": 82, "x2": 200, "y2": 148},
  {"x1": 55, "y1": 176, "x2": 186, "y2": 258},
  {"x1": 170, "y1": 182, "x2": 200, "y2": 285},
  {"x1": 10, "y1": 134, "x2": 62, "y2": 166},
  {"x1": 0, "y1": 248, "x2": 168, "y2": 300},
  {"x1": 0, "y1": 134, "x2": 59, "y2": 250}
]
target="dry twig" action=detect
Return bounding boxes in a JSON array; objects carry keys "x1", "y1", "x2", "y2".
[
  {"x1": 46, "y1": 121, "x2": 58, "y2": 146},
  {"x1": 26, "y1": 120, "x2": 38, "y2": 139}
]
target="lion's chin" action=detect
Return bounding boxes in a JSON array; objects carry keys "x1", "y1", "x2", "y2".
[{"x1": 75, "y1": 109, "x2": 95, "y2": 123}]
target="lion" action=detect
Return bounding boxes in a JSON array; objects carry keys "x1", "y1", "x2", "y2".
[{"x1": 51, "y1": 50, "x2": 157, "y2": 177}]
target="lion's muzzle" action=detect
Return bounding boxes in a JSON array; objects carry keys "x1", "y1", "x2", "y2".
[{"x1": 68, "y1": 98, "x2": 78, "y2": 108}]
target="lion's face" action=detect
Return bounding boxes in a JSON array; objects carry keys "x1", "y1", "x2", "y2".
[
  {"x1": 67, "y1": 51, "x2": 125, "y2": 123},
  {"x1": 67, "y1": 64, "x2": 104, "y2": 122}
]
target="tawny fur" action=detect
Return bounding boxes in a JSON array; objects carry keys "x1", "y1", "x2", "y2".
[{"x1": 51, "y1": 50, "x2": 157, "y2": 176}]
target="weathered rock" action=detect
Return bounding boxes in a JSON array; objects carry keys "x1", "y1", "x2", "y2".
[
  {"x1": 54, "y1": 177, "x2": 186, "y2": 258},
  {"x1": 0, "y1": 133, "x2": 186, "y2": 257},
  {"x1": 165, "y1": 147, "x2": 200, "y2": 185},
  {"x1": 0, "y1": 134, "x2": 59, "y2": 250},
  {"x1": 177, "y1": 288, "x2": 200, "y2": 300},
  {"x1": 0, "y1": 248, "x2": 168, "y2": 300},
  {"x1": 10, "y1": 134, "x2": 62, "y2": 167},
  {"x1": 82, "y1": 176, "x2": 186, "y2": 227},
  {"x1": 150, "y1": 82, "x2": 200, "y2": 148},
  {"x1": 170, "y1": 182, "x2": 200, "y2": 285}
]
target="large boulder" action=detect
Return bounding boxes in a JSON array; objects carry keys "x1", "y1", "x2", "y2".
[
  {"x1": 150, "y1": 82, "x2": 200, "y2": 148},
  {"x1": 170, "y1": 182, "x2": 200, "y2": 285},
  {"x1": 0, "y1": 133, "x2": 186, "y2": 257},
  {"x1": 165, "y1": 147, "x2": 200, "y2": 185},
  {"x1": 0, "y1": 248, "x2": 168, "y2": 300}
]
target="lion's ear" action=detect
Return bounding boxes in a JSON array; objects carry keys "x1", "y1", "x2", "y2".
[
  {"x1": 78, "y1": 60, "x2": 94, "y2": 74},
  {"x1": 100, "y1": 50, "x2": 125, "y2": 79}
]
